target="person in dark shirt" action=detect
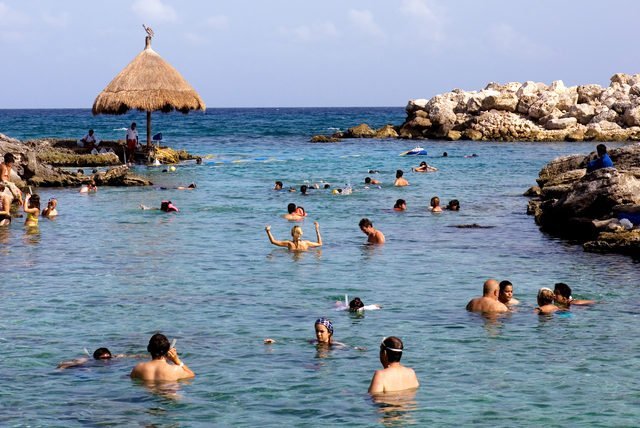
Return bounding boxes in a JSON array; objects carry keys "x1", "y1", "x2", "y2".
[{"x1": 586, "y1": 144, "x2": 614, "y2": 173}]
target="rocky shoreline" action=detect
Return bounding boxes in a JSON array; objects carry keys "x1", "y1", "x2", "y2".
[
  {"x1": 313, "y1": 72, "x2": 640, "y2": 143},
  {"x1": 0, "y1": 132, "x2": 198, "y2": 188},
  {"x1": 526, "y1": 144, "x2": 640, "y2": 256}
]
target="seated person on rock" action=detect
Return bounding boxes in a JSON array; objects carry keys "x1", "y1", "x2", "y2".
[
  {"x1": 79, "y1": 129, "x2": 98, "y2": 149},
  {"x1": 586, "y1": 144, "x2": 614, "y2": 173}
]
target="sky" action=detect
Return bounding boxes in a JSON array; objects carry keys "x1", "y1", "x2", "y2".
[{"x1": 1, "y1": 0, "x2": 640, "y2": 108}]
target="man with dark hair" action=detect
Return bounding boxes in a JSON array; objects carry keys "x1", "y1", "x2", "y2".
[
  {"x1": 394, "y1": 169, "x2": 409, "y2": 186},
  {"x1": 359, "y1": 218, "x2": 385, "y2": 244},
  {"x1": 553, "y1": 283, "x2": 595, "y2": 307},
  {"x1": 130, "y1": 333, "x2": 195, "y2": 381},
  {"x1": 1, "y1": 152, "x2": 23, "y2": 204},
  {"x1": 368, "y1": 336, "x2": 419, "y2": 394},
  {"x1": 586, "y1": 144, "x2": 614, "y2": 173}
]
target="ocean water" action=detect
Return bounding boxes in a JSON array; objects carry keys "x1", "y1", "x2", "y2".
[{"x1": 0, "y1": 108, "x2": 639, "y2": 427}]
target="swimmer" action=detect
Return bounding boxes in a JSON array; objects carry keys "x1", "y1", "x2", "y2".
[
  {"x1": 368, "y1": 336, "x2": 419, "y2": 394},
  {"x1": 283, "y1": 203, "x2": 305, "y2": 221},
  {"x1": 465, "y1": 153, "x2": 479, "y2": 158},
  {"x1": 413, "y1": 161, "x2": 438, "y2": 173},
  {"x1": 23, "y1": 193, "x2": 40, "y2": 227},
  {"x1": 394, "y1": 170, "x2": 409, "y2": 187},
  {"x1": 466, "y1": 279, "x2": 508, "y2": 313},
  {"x1": 265, "y1": 221, "x2": 322, "y2": 251},
  {"x1": 314, "y1": 317, "x2": 334, "y2": 345},
  {"x1": 368, "y1": 170, "x2": 380, "y2": 174},
  {"x1": 393, "y1": 199, "x2": 407, "y2": 211},
  {"x1": 446, "y1": 199, "x2": 460, "y2": 211},
  {"x1": 429, "y1": 196, "x2": 443, "y2": 213},
  {"x1": 176, "y1": 183, "x2": 197, "y2": 190},
  {"x1": 0, "y1": 183, "x2": 12, "y2": 226},
  {"x1": 57, "y1": 347, "x2": 144, "y2": 369},
  {"x1": 294, "y1": 206, "x2": 307, "y2": 217},
  {"x1": 196, "y1": 157, "x2": 203, "y2": 165},
  {"x1": 139, "y1": 201, "x2": 179, "y2": 212},
  {"x1": 359, "y1": 218, "x2": 385, "y2": 244},
  {"x1": 274, "y1": 181, "x2": 283, "y2": 190},
  {"x1": 498, "y1": 280, "x2": 520, "y2": 305},
  {"x1": 42, "y1": 197, "x2": 58, "y2": 218},
  {"x1": 300, "y1": 185, "x2": 308, "y2": 195},
  {"x1": 442, "y1": 152, "x2": 448, "y2": 157},
  {"x1": 553, "y1": 283, "x2": 595, "y2": 307},
  {"x1": 130, "y1": 333, "x2": 195, "y2": 381},
  {"x1": 335, "y1": 295, "x2": 381, "y2": 311},
  {"x1": 80, "y1": 181, "x2": 97, "y2": 193},
  {"x1": 535, "y1": 288, "x2": 559, "y2": 315},
  {"x1": 365, "y1": 177, "x2": 381, "y2": 185}
]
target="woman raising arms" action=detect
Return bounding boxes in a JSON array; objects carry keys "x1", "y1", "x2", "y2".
[{"x1": 265, "y1": 222, "x2": 322, "y2": 251}]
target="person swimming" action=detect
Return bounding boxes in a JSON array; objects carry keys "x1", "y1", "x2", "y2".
[
  {"x1": 430, "y1": 196, "x2": 442, "y2": 212},
  {"x1": 265, "y1": 222, "x2": 322, "y2": 251},
  {"x1": 139, "y1": 201, "x2": 179, "y2": 212},
  {"x1": 335, "y1": 295, "x2": 381, "y2": 311},
  {"x1": 413, "y1": 161, "x2": 438, "y2": 172},
  {"x1": 42, "y1": 197, "x2": 58, "y2": 218},
  {"x1": 368, "y1": 336, "x2": 420, "y2": 394},
  {"x1": 393, "y1": 199, "x2": 407, "y2": 211},
  {"x1": 446, "y1": 199, "x2": 460, "y2": 211},
  {"x1": 535, "y1": 288, "x2": 559, "y2": 315},
  {"x1": 274, "y1": 181, "x2": 283, "y2": 190}
]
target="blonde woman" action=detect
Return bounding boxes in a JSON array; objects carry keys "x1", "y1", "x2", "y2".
[{"x1": 265, "y1": 222, "x2": 322, "y2": 251}]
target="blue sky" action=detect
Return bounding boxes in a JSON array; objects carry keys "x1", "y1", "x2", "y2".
[{"x1": 1, "y1": 0, "x2": 639, "y2": 108}]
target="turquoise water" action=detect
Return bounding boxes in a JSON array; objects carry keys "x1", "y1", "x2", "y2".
[{"x1": 1, "y1": 109, "x2": 639, "y2": 427}]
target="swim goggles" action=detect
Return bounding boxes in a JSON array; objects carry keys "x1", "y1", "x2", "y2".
[{"x1": 380, "y1": 337, "x2": 403, "y2": 352}]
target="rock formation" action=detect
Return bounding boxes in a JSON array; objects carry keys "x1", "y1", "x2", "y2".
[{"x1": 526, "y1": 143, "x2": 640, "y2": 256}]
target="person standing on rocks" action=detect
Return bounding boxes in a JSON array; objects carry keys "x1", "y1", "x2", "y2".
[
  {"x1": 126, "y1": 122, "x2": 139, "y2": 163},
  {"x1": 586, "y1": 144, "x2": 614, "y2": 173}
]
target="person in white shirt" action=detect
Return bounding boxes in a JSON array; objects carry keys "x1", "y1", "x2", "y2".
[
  {"x1": 80, "y1": 129, "x2": 97, "y2": 148},
  {"x1": 126, "y1": 122, "x2": 139, "y2": 162}
]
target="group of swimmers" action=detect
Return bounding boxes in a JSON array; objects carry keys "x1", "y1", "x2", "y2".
[{"x1": 466, "y1": 279, "x2": 594, "y2": 315}]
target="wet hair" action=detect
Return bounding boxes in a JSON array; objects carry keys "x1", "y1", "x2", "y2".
[
  {"x1": 324, "y1": 184, "x2": 330, "y2": 189},
  {"x1": 275, "y1": 181, "x2": 283, "y2": 189},
  {"x1": 160, "y1": 200, "x2": 177, "y2": 212},
  {"x1": 596, "y1": 144, "x2": 607, "y2": 156},
  {"x1": 365, "y1": 177, "x2": 372, "y2": 184},
  {"x1": 300, "y1": 185, "x2": 308, "y2": 194},
  {"x1": 396, "y1": 169, "x2": 404, "y2": 178},
  {"x1": 349, "y1": 297, "x2": 364, "y2": 311},
  {"x1": 368, "y1": 170, "x2": 379, "y2": 174},
  {"x1": 394, "y1": 199, "x2": 406, "y2": 209},
  {"x1": 359, "y1": 218, "x2": 373, "y2": 229},
  {"x1": 147, "y1": 333, "x2": 170, "y2": 358},
  {"x1": 442, "y1": 152, "x2": 448, "y2": 157},
  {"x1": 430, "y1": 196, "x2": 440, "y2": 207},
  {"x1": 380, "y1": 336, "x2": 403, "y2": 363},
  {"x1": 93, "y1": 347, "x2": 112, "y2": 359},
  {"x1": 4, "y1": 153, "x2": 15, "y2": 164},
  {"x1": 447, "y1": 199, "x2": 460, "y2": 211},
  {"x1": 499, "y1": 280, "x2": 513, "y2": 293},
  {"x1": 29, "y1": 194, "x2": 40, "y2": 210},
  {"x1": 554, "y1": 282, "x2": 572, "y2": 299},
  {"x1": 420, "y1": 161, "x2": 427, "y2": 167},
  {"x1": 537, "y1": 288, "x2": 555, "y2": 306},
  {"x1": 188, "y1": 183, "x2": 197, "y2": 189},
  {"x1": 287, "y1": 203, "x2": 297, "y2": 214}
]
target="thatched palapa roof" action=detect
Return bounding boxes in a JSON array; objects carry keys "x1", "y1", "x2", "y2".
[{"x1": 92, "y1": 36, "x2": 205, "y2": 115}]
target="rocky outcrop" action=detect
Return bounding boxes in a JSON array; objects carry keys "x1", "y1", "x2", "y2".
[
  {"x1": 1, "y1": 133, "x2": 152, "y2": 188},
  {"x1": 399, "y1": 73, "x2": 640, "y2": 141},
  {"x1": 526, "y1": 143, "x2": 640, "y2": 256}
]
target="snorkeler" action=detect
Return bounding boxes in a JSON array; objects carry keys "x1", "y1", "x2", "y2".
[
  {"x1": 498, "y1": 280, "x2": 520, "y2": 305},
  {"x1": 368, "y1": 336, "x2": 420, "y2": 394},
  {"x1": 465, "y1": 279, "x2": 508, "y2": 313},
  {"x1": 335, "y1": 295, "x2": 381, "y2": 312},
  {"x1": 130, "y1": 333, "x2": 195, "y2": 381},
  {"x1": 359, "y1": 218, "x2": 385, "y2": 244},
  {"x1": 265, "y1": 222, "x2": 322, "y2": 251},
  {"x1": 139, "y1": 201, "x2": 179, "y2": 212}
]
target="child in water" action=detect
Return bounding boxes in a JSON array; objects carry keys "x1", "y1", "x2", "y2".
[
  {"x1": 23, "y1": 194, "x2": 40, "y2": 227},
  {"x1": 42, "y1": 197, "x2": 58, "y2": 218}
]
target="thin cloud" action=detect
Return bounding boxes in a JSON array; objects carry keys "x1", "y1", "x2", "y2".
[
  {"x1": 131, "y1": 0, "x2": 177, "y2": 23},
  {"x1": 278, "y1": 21, "x2": 339, "y2": 43},
  {"x1": 205, "y1": 15, "x2": 229, "y2": 30},
  {"x1": 41, "y1": 12, "x2": 70, "y2": 29},
  {"x1": 488, "y1": 23, "x2": 553, "y2": 58},
  {"x1": 0, "y1": 2, "x2": 30, "y2": 43},
  {"x1": 348, "y1": 9, "x2": 385, "y2": 39},
  {"x1": 400, "y1": 0, "x2": 444, "y2": 42}
]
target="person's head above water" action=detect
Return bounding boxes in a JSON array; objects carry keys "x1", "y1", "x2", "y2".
[
  {"x1": 380, "y1": 336, "x2": 403, "y2": 364},
  {"x1": 349, "y1": 297, "x2": 365, "y2": 311},
  {"x1": 300, "y1": 185, "x2": 308, "y2": 194},
  {"x1": 274, "y1": 181, "x2": 283, "y2": 190},
  {"x1": 430, "y1": 196, "x2": 440, "y2": 207},
  {"x1": 291, "y1": 225, "x2": 303, "y2": 239},
  {"x1": 394, "y1": 199, "x2": 406, "y2": 210},
  {"x1": 287, "y1": 203, "x2": 297, "y2": 214},
  {"x1": 498, "y1": 280, "x2": 514, "y2": 303},
  {"x1": 93, "y1": 347, "x2": 113, "y2": 360},
  {"x1": 482, "y1": 279, "x2": 500, "y2": 298},
  {"x1": 160, "y1": 201, "x2": 179, "y2": 212},
  {"x1": 442, "y1": 152, "x2": 448, "y2": 157},
  {"x1": 554, "y1": 282, "x2": 572, "y2": 303},
  {"x1": 537, "y1": 288, "x2": 555, "y2": 306},
  {"x1": 396, "y1": 169, "x2": 404, "y2": 179},
  {"x1": 365, "y1": 177, "x2": 372, "y2": 184},
  {"x1": 419, "y1": 161, "x2": 427, "y2": 167},
  {"x1": 359, "y1": 218, "x2": 373, "y2": 231},
  {"x1": 147, "y1": 333, "x2": 171, "y2": 359},
  {"x1": 447, "y1": 199, "x2": 460, "y2": 211},
  {"x1": 315, "y1": 318, "x2": 333, "y2": 343}
]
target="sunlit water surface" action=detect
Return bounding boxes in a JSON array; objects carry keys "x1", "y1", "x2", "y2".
[{"x1": 0, "y1": 108, "x2": 638, "y2": 427}]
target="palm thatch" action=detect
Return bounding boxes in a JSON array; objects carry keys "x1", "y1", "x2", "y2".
[{"x1": 92, "y1": 30, "x2": 205, "y2": 152}]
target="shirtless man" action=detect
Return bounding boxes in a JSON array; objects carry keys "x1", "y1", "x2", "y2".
[
  {"x1": 283, "y1": 203, "x2": 304, "y2": 221},
  {"x1": 466, "y1": 279, "x2": 508, "y2": 313},
  {"x1": 359, "y1": 218, "x2": 385, "y2": 244},
  {"x1": 265, "y1": 222, "x2": 322, "y2": 251},
  {"x1": 368, "y1": 336, "x2": 419, "y2": 394},
  {"x1": 394, "y1": 169, "x2": 409, "y2": 187},
  {"x1": 498, "y1": 280, "x2": 520, "y2": 305},
  {"x1": 130, "y1": 333, "x2": 195, "y2": 381},
  {"x1": 553, "y1": 282, "x2": 595, "y2": 308}
]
